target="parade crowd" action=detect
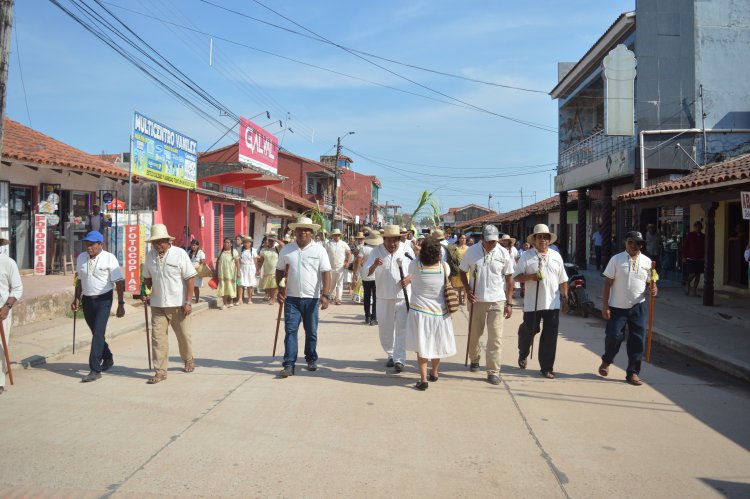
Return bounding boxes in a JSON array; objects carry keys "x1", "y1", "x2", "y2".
[{"x1": 1, "y1": 215, "x2": 679, "y2": 393}]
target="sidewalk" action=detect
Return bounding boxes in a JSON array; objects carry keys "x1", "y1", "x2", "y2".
[{"x1": 581, "y1": 268, "x2": 750, "y2": 383}]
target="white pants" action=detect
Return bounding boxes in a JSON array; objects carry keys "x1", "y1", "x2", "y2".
[
  {"x1": 0, "y1": 312, "x2": 11, "y2": 387},
  {"x1": 331, "y1": 267, "x2": 346, "y2": 301},
  {"x1": 377, "y1": 297, "x2": 408, "y2": 364}
]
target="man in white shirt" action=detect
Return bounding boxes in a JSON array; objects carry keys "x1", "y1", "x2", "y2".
[
  {"x1": 432, "y1": 228, "x2": 449, "y2": 262},
  {"x1": 599, "y1": 231, "x2": 658, "y2": 386},
  {"x1": 353, "y1": 231, "x2": 382, "y2": 325},
  {"x1": 0, "y1": 237, "x2": 23, "y2": 395},
  {"x1": 460, "y1": 224, "x2": 514, "y2": 385},
  {"x1": 514, "y1": 224, "x2": 568, "y2": 379},
  {"x1": 365, "y1": 224, "x2": 415, "y2": 372},
  {"x1": 142, "y1": 224, "x2": 197, "y2": 384},
  {"x1": 277, "y1": 216, "x2": 332, "y2": 377},
  {"x1": 325, "y1": 228, "x2": 352, "y2": 305},
  {"x1": 71, "y1": 231, "x2": 125, "y2": 382}
]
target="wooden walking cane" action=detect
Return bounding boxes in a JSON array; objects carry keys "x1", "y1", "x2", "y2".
[
  {"x1": 646, "y1": 261, "x2": 657, "y2": 362},
  {"x1": 272, "y1": 265, "x2": 289, "y2": 357},
  {"x1": 396, "y1": 258, "x2": 410, "y2": 311},
  {"x1": 72, "y1": 305, "x2": 77, "y2": 355},
  {"x1": 0, "y1": 321, "x2": 13, "y2": 385},
  {"x1": 465, "y1": 265, "x2": 479, "y2": 366}
]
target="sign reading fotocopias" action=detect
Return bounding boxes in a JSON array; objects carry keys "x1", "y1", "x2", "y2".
[
  {"x1": 131, "y1": 111, "x2": 198, "y2": 189},
  {"x1": 238, "y1": 117, "x2": 278, "y2": 174}
]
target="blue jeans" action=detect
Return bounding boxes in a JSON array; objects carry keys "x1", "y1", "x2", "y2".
[
  {"x1": 82, "y1": 290, "x2": 114, "y2": 373},
  {"x1": 602, "y1": 301, "x2": 647, "y2": 376},
  {"x1": 283, "y1": 297, "x2": 319, "y2": 368}
]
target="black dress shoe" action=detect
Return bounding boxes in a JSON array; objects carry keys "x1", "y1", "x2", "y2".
[
  {"x1": 370, "y1": 319, "x2": 378, "y2": 326},
  {"x1": 394, "y1": 362, "x2": 405, "y2": 373},
  {"x1": 386, "y1": 358, "x2": 395, "y2": 368},
  {"x1": 307, "y1": 362, "x2": 318, "y2": 371},
  {"x1": 469, "y1": 363, "x2": 481, "y2": 372},
  {"x1": 428, "y1": 373, "x2": 439, "y2": 382},
  {"x1": 82, "y1": 371, "x2": 102, "y2": 382},
  {"x1": 102, "y1": 358, "x2": 114, "y2": 371},
  {"x1": 415, "y1": 381, "x2": 429, "y2": 391},
  {"x1": 518, "y1": 357, "x2": 527, "y2": 369},
  {"x1": 280, "y1": 366, "x2": 295, "y2": 378},
  {"x1": 541, "y1": 370, "x2": 555, "y2": 379}
]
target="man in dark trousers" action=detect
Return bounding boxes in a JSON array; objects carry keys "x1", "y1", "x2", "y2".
[{"x1": 71, "y1": 231, "x2": 125, "y2": 382}]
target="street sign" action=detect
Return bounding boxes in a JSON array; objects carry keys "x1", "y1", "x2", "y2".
[
  {"x1": 102, "y1": 192, "x2": 114, "y2": 205},
  {"x1": 742, "y1": 191, "x2": 750, "y2": 220}
]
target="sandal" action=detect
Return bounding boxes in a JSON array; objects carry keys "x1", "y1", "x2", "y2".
[
  {"x1": 147, "y1": 372, "x2": 167, "y2": 384},
  {"x1": 428, "y1": 373, "x2": 439, "y2": 382},
  {"x1": 598, "y1": 362, "x2": 610, "y2": 377},
  {"x1": 184, "y1": 359, "x2": 196, "y2": 373}
]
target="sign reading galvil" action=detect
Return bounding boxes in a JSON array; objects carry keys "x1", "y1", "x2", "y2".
[
  {"x1": 238, "y1": 117, "x2": 278, "y2": 174},
  {"x1": 34, "y1": 215, "x2": 47, "y2": 276},
  {"x1": 131, "y1": 111, "x2": 198, "y2": 189}
]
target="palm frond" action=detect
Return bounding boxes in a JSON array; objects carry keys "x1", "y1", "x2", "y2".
[
  {"x1": 408, "y1": 190, "x2": 432, "y2": 231},
  {"x1": 429, "y1": 198, "x2": 442, "y2": 227}
]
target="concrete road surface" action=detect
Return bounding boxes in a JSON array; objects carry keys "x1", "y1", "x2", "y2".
[{"x1": 1, "y1": 297, "x2": 749, "y2": 498}]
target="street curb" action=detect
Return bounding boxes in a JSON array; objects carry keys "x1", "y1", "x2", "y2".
[
  {"x1": 585, "y1": 303, "x2": 750, "y2": 384},
  {"x1": 13, "y1": 300, "x2": 214, "y2": 369}
]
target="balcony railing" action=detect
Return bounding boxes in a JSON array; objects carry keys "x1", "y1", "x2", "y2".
[{"x1": 558, "y1": 130, "x2": 634, "y2": 173}]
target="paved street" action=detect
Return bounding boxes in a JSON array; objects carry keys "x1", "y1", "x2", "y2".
[{"x1": 1, "y1": 297, "x2": 749, "y2": 498}]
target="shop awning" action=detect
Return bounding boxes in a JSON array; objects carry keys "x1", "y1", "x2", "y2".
[
  {"x1": 247, "y1": 197, "x2": 295, "y2": 218},
  {"x1": 201, "y1": 168, "x2": 284, "y2": 189}
]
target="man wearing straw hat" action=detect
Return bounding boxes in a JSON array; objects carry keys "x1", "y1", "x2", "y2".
[
  {"x1": 459, "y1": 224, "x2": 514, "y2": 385},
  {"x1": 142, "y1": 224, "x2": 198, "y2": 384},
  {"x1": 277, "y1": 216, "x2": 332, "y2": 377},
  {"x1": 0, "y1": 237, "x2": 22, "y2": 395},
  {"x1": 514, "y1": 224, "x2": 568, "y2": 379},
  {"x1": 71, "y1": 230, "x2": 126, "y2": 383},
  {"x1": 325, "y1": 228, "x2": 352, "y2": 305},
  {"x1": 365, "y1": 224, "x2": 415, "y2": 372},
  {"x1": 353, "y1": 230, "x2": 383, "y2": 325},
  {"x1": 598, "y1": 230, "x2": 657, "y2": 386}
]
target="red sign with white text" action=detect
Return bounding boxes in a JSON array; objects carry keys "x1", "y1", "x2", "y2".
[
  {"x1": 238, "y1": 117, "x2": 278, "y2": 174},
  {"x1": 124, "y1": 225, "x2": 141, "y2": 293},
  {"x1": 34, "y1": 214, "x2": 47, "y2": 276}
]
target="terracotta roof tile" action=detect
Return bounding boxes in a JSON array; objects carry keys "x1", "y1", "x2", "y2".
[
  {"x1": 619, "y1": 154, "x2": 750, "y2": 201},
  {"x1": 2, "y1": 118, "x2": 128, "y2": 178},
  {"x1": 456, "y1": 192, "x2": 579, "y2": 229}
]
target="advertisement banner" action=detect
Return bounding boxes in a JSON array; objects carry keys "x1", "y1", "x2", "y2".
[
  {"x1": 33, "y1": 214, "x2": 47, "y2": 276},
  {"x1": 131, "y1": 111, "x2": 198, "y2": 189},
  {"x1": 239, "y1": 117, "x2": 279, "y2": 174},
  {"x1": 124, "y1": 225, "x2": 141, "y2": 293}
]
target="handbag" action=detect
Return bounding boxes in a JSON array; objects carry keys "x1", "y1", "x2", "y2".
[
  {"x1": 443, "y1": 262, "x2": 460, "y2": 314},
  {"x1": 195, "y1": 263, "x2": 213, "y2": 278}
]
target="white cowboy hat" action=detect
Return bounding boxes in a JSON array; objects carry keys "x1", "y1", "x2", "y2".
[
  {"x1": 330, "y1": 228, "x2": 343, "y2": 236},
  {"x1": 355, "y1": 231, "x2": 365, "y2": 239},
  {"x1": 288, "y1": 216, "x2": 320, "y2": 232},
  {"x1": 432, "y1": 228, "x2": 445, "y2": 240},
  {"x1": 527, "y1": 223, "x2": 558, "y2": 245},
  {"x1": 382, "y1": 224, "x2": 401, "y2": 238},
  {"x1": 146, "y1": 224, "x2": 175, "y2": 242},
  {"x1": 264, "y1": 231, "x2": 277, "y2": 238},
  {"x1": 364, "y1": 232, "x2": 383, "y2": 246},
  {"x1": 242, "y1": 235, "x2": 254, "y2": 242},
  {"x1": 499, "y1": 234, "x2": 516, "y2": 246}
]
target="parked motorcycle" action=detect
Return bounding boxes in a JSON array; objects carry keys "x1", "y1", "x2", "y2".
[{"x1": 564, "y1": 263, "x2": 594, "y2": 317}]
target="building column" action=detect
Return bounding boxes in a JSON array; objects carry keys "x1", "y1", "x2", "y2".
[
  {"x1": 601, "y1": 184, "x2": 613, "y2": 266},
  {"x1": 558, "y1": 191, "x2": 568, "y2": 261},
  {"x1": 702, "y1": 201, "x2": 719, "y2": 306},
  {"x1": 576, "y1": 188, "x2": 587, "y2": 269}
]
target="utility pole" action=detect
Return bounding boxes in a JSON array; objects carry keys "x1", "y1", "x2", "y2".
[
  {"x1": 0, "y1": 0, "x2": 14, "y2": 160},
  {"x1": 520, "y1": 187, "x2": 524, "y2": 208},
  {"x1": 488, "y1": 192, "x2": 493, "y2": 209},
  {"x1": 330, "y1": 131, "x2": 354, "y2": 231}
]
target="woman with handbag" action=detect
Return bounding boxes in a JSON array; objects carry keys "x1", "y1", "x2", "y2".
[
  {"x1": 188, "y1": 240, "x2": 207, "y2": 304},
  {"x1": 405, "y1": 236, "x2": 457, "y2": 391},
  {"x1": 216, "y1": 238, "x2": 240, "y2": 310}
]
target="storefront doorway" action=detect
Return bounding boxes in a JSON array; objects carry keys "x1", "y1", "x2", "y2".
[
  {"x1": 213, "y1": 203, "x2": 236, "y2": 252},
  {"x1": 9, "y1": 185, "x2": 34, "y2": 269},
  {"x1": 726, "y1": 202, "x2": 748, "y2": 287}
]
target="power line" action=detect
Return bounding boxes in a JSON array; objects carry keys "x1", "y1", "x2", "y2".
[{"x1": 12, "y1": 21, "x2": 32, "y2": 128}]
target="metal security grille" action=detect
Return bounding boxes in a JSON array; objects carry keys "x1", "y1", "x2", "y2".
[
  {"x1": 213, "y1": 203, "x2": 221, "y2": 253},
  {"x1": 223, "y1": 204, "x2": 235, "y2": 241}
]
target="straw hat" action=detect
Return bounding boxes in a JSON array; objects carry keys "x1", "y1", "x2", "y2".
[
  {"x1": 382, "y1": 225, "x2": 401, "y2": 238},
  {"x1": 399, "y1": 226, "x2": 408, "y2": 234},
  {"x1": 288, "y1": 216, "x2": 320, "y2": 231},
  {"x1": 242, "y1": 235, "x2": 254, "y2": 242},
  {"x1": 264, "y1": 231, "x2": 277, "y2": 238},
  {"x1": 432, "y1": 228, "x2": 445, "y2": 240},
  {"x1": 355, "y1": 231, "x2": 365, "y2": 239},
  {"x1": 146, "y1": 224, "x2": 175, "y2": 242},
  {"x1": 499, "y1": 234, "x2": 516, "y2": 246},
  {"x1": 364, "y1": 231, "x2": 383, "y2": 246},
  {"x1": 527, "y1": 223, "x2": 557, "y2": 245},
  {"x1": 330, "y1": 228, "x2": 343, "y2": 236}
]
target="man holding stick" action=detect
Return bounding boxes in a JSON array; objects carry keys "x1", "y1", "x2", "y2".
[
  {"x1": 514, "y1": 224, "x2": 568, "y2": 379},
  {"x1": 599, "y1": 231, "x2": 658, "y2": 386},
  {"x1": 0, "y1": 237, "x2": 23, "y2": 394},
  {"x1": 365, "y1": 225, "x2": 414, "y2": 373},
  {"x1": 325, "y1": 228, "x2": 351, "y2": 305},
  {"x1": 141, "y1": 224, "x2": 197, "y2": 384},
  {"x1": 277, "y1": 216, "x2": 332, "y2": 378},
  {"x1": 71, "y1": 231, "x2": 125, "y2": 382},
  {"x1": 460, "y1": 224, "x2": 514, "y2": 385}
]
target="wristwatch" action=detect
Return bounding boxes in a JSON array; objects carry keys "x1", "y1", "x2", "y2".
[
  {"x1": 3, "y1": 302, "x2": 12, "y2": 310},
  {"x1": 118, "y1": 301, "x2": 125, "y2": 305},
  {"x1": 321, "y1": 293, "x2": 331, "y2": 300}
]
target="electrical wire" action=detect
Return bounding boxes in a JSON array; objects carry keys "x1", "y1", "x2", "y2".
[{"x1": 12, "y1": 22, "x2": 33, "y2": 128}]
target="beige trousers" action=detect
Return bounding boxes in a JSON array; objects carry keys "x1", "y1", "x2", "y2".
[
  {"x1": 151, "y1": 306, "x2": 193, "y2": 375},
  {"x1": 468, "y1": 301, "x2": 506, "y2": 375}
]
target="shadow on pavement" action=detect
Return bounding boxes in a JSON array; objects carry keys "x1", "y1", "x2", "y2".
[{"x1": 34, "y1": 361, "x2": 151, "y2": 380}]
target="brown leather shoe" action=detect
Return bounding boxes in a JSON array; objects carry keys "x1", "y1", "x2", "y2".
[
  {"x1": 626, "y1": 374, "x2": 643, "y2": 386},
  {"x1": 147, "y1": 372, "x2": 167, "y2": 384},
  {"x1": 598, "y1": 362, "x2": 610, "y2": 377},
  {"x1": 541, "y1": 371, "x2": 555, "y2": 379}
]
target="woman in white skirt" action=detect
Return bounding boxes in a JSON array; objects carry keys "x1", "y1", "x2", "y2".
[
  {"x1": 238, "y1": 235, "x2": 258, "y2": 305},
  {"x1": 405, "y1": 236, "x2": 456, "y2": 391},
  {"x1": 188, "y1": 240, "x2": 206, "y2": 303}
]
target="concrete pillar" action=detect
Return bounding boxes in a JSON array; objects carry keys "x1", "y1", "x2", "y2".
[
  {"x1": 702, "y1": 201, "x2": 719, "y2": 306},
  {"x1": 601, "y1": 184, "x2": 613, "y2": 266},
  {"x1": 576, "y1": 188, "x2": 587, "y2": 268},
  {"x1": 559, "y1": 191, "x2": 568, "y2": 261}
]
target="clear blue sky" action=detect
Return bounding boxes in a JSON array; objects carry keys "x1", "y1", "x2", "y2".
[{"x1": 7, "y1": 0, "x2": 633, "y2": 215}]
